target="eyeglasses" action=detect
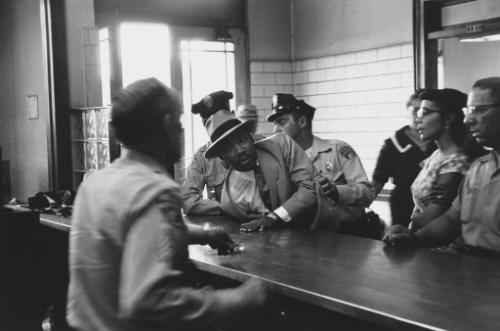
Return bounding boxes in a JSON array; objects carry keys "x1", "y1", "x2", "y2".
[
  {"x1": 462, "y1": 104, "x2": 500, "y2": 116},
  {"x1": 416, "y1": 107, "x2": 442, "y2": 118}
]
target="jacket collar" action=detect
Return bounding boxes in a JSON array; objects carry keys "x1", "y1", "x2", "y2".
[{"x1": 121, "y1": 148, "x2": 168, "y2": 176}]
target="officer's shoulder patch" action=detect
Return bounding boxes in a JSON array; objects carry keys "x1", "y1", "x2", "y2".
[{"x1": 339, "y1": 145, "x2": 356, "y2": 160}]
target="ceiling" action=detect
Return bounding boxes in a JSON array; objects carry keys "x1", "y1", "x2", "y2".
[{"x1": 94, "y1": 0, "x2": 245, "y2": 27}]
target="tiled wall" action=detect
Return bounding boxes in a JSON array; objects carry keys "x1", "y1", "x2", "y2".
[
  {"x1": 250, "y1": 61, "x2": 294, "y2": 134},
  {"x1": 250, "y1": 43, "x2": 414, "y2": 178}
]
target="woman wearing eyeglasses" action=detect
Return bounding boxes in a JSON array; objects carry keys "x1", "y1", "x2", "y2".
[{"x1": 409, "y1": 89, "x2": 485, "y2": 234}]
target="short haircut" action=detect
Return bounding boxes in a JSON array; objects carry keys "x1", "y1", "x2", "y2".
[
  {"x1": 291, "y1": 111, "x2": 314, "y2": 129},
  {"x1": 111, "y1": 78, "x2": 180, "y2": 146},
  {"x1": 472, "y1": 77, "x2": 500, "y2": 102}
]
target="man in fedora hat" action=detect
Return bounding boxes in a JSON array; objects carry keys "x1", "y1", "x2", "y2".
[
  {"x1": 182, "y1": 90, "x2": 261, "y2": 214},
  {"x1": 269, "y1": 93, "x2": 376, "y2": 238},
  {"x1": 203, "y1": 109, "x2": 335, "y2": 232},
  {"x1": 68, "y1": 79, "x2": 268, "y2": 331}
]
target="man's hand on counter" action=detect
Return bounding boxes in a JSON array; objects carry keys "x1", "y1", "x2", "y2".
[
  {"x1": 240, "y1": 214, "x2": 281, "y2": 232},
  {"x1": 203, "y1": 226, "x2": 242, "y2": 255},
  {"x1": 382, "y1": 225, "x2": 418, "y2": 247}
]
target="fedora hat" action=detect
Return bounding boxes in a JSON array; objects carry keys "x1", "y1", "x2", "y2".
[
  {"x1": 235, "y1": 104, "x2": 258, "y2": 122},
  {"x1": 204, "y1": 110, "x2": 255, "y2": 159},
  {"x1": 267, "y1": 93, "x2": 316, "y2": 122}
]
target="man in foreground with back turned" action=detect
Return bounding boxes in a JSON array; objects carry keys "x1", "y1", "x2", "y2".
[
  {"x1": 384, "y1": 77, "x2": 500, "y2": 259},
  {"x1": 67, "y1": 78, "x2": 268, "y2": 331}
]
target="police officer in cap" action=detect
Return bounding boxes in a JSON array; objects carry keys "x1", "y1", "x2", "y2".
[{"x1": 269, "y1": 93, "x2": 378, "y2": 238}]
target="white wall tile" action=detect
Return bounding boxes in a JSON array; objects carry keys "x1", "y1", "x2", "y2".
[
  {"x1": 376, "y1": 73, "x2": 401, "y2": 89},
  {"x1": 308, "y1": 69, "x2": 326, "y2": 82},
  {"x1": 282, "y1": 62, "x2": 293, "y2": 72},
  {"x1": 302, "y1": 58, "x2": 317, "y2": 71},
  {"x1": 345, "y1": 64, "x2": 366, "y2": 78},
  {"x1": 387, "y1": 58, "x2": 413, "y2": 73},
  {"x1": 251, "y1": 97, "x2": 270, "y2": 110},
  {"x1": 317, "y1": 81, "x2": 336, "y2": 94},
  {"x1": 251, "y1": 72, "x2": 275, "y2": 84},
  {"x1": 366, "y1": 61, "x2": 391, "y2": 76},
  {"x1": 299, "y1": 83, "x2": 318, "y2": 96},
  {"x1": 250, "y1": 61, "x2": 263, "y2": 72},
  {"x1": 336, "y1": 53, "x2": 356, "y2": 66},
  {"x1": 276, "y1": 73, "x2": 293, "y2": 84},
  {"x1": 309, "y1": 94, "x2": 328, "y2": 107},
  {"x1": 401, "y1": 43, "x2": 414, "y2": 58},
  {"x1": 251, "y1": 84, "x2": 264, "y2": 97},
  {"x1": 294, "y1": 61, "x2": 303, "y2": 72},
  {"x1": 317, "y1": 55, "x2": 336, "y2": 69},
  {"x1": 293, "y1": 71, "x2": 308, "y2": 84},
  {"x1": 264, "y1": 84, "x2": 286, "y2": 97},
  {"x1": 315, "y1": 107, "x2": 337, "y2": 120},
  {"x1": 326, "y1": 67, "x2": 346, "y2": 80},
  {"x1": 400, "y1": 72, "x2": 414, "y2": 87},
  {"x1": 282, "y1": 85, "x2": 293, "y2": 94},
  {"x1": 264, "y1": 62, "x2": 284, "y2": 72},
  {"x1": 377, "y1": 45, "x2": 401, "y2": 60},
  {"x1": 355, "y1": 49, "x2": 378, "y2": 64}
]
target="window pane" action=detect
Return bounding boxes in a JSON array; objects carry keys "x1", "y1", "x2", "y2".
[
  {"x1": 181, "y1": 41, "x2": 236, "y2": 158},
  {"x1": 120, "y1": 22, "x2": 171, "y2": 87}
]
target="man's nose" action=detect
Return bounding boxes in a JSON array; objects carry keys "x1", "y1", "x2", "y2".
[
  {"x1": 464, "y1": 113, "x2": 475, "y2": 125},
  {"x1": 234, "y1": 143, "x2": 246, "y2": 154},
  {"x1": 273, "y1": 124, "x2": 281, "y2": 133}
]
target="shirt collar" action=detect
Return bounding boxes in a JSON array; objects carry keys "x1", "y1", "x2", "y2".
[
  {"x1": 121, "y1": 148, "x2": 168, "y2": 175},
  {"x1": 309, "y1": 136, "x2": 332, "y2": 159}
]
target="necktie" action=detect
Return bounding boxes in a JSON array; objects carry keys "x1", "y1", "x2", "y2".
[{"x1": 254, "y1": 166, "x2": 273, "y2": 210}]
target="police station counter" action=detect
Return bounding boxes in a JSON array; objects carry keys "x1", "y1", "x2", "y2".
[{"x1": 38, "y1": 213, "x2": 500, "y2": 331}]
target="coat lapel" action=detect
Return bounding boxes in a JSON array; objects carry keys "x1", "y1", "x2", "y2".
[{"x1": 256, "y1": 148, "x2": 280, "y2": 208}]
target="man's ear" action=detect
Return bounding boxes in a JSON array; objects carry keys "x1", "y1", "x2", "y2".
[
  {"x1": 298, "y1": 114, "x2": 308, "y2": 129},
  {"x1": 160, "y1": 113, "x2": 174, "y2": 140}
]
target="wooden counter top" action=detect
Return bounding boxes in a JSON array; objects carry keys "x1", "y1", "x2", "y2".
[{"x1": 38, "y1": 213, "x2": 500, "y2": 331}]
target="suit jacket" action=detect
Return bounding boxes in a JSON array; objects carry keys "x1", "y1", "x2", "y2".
[{"x1": 221, "y1": 133, "x2": 337, "y2": 230}]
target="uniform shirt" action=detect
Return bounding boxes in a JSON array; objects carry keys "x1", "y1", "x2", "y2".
[
  {"x1": 182, "y1": 142, "x2": 226, "y2": 215},
  {"x1": 307, "y1": 136, "x2": 374, "y2": 206},
  {"x1": 68, "y1": 149, "x2": 258, "y2": 331},
  {"x1": 446, "y1": 151, "x2": 500, "y2": 252}
]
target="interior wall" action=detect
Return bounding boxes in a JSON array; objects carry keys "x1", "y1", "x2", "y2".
[
  {"x1": 0, "y1": 0, "x2": 50, "y2": 200},
  {"x1": 65, "y1": 0, "x2": 100, "y2": 108},
  {"x1": 247, "y1": 0, "x2": 291, "y2": 61},
  {"x1": 443, "y1": 38, "x2": 500, "y2": 93},
  {"x1": 292, "y1": 0, "x2": 413, "y2": 59}
]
